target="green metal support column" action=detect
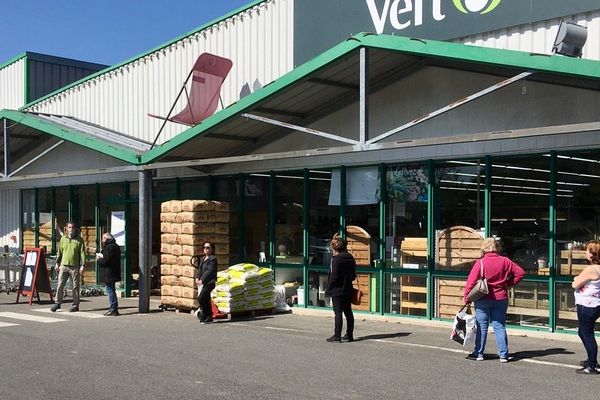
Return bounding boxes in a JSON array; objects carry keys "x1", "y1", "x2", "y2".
[
  {"x1": 378, "y1": 164, "x2": 386, "y2": 314},
  {"x1": 238, "y1": 174, "x2": 246, "y2": 261},
  {"x1": 548, "y1": 151, "x2": 557, "y2": 332},
  {"x1": 484, "y1": 156, "x2": 491, "y2": 237},
  {"x1": 34, "y1": 188, "x2": 39, "y2": 247},
  {"x1": 303, "y1": 169, "x2": 310, "y2": 307},
  {"x1": 339, "y1": 166, "x2": 346, "y2": 236},
  {"x1": 269, "y1": 171, "x2": 275, "y2": 267},
  {"x1": 123, "y1": 181, "x2": 132, "y2": 297},
  {"x1": 426, "y1": 160, "x2": 435, "y2": 320},
  {"x1": 95, "y1": 183, "x2": 100, "y2": 284}
]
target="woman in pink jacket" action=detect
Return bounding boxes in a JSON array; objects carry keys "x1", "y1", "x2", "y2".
[{"x1": 463, "y1": 237, "x2": 525, "y2": 362}]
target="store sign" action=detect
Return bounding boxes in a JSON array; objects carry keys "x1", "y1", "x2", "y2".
[{"x1": 294, "y1": 0, "x2": 599, "y2": 64}]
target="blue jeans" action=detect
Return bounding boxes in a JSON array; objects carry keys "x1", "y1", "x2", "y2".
[
  {"x1": 106, "y1": 282, "x2": 118, "y2": 312},
  {"x1": 577, "y1": 304, "x2": 600, "y2": 369},
  {"x1": 474, "y1": 298, "x2": 509, "y2": 358}
]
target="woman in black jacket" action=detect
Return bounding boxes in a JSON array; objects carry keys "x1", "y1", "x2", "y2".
[
  {"x1": 195, "y1": 241, "x2": 218, "y2": 324},
  {"x1": 96, "y1": 233, "x2": 122, "y2": 316},
  {"x1": 325, "y1": 233, "x2": 357, "y2": 342}
]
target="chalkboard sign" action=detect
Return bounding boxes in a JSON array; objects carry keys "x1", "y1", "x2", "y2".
[{"x1": 16, "y1": 248, "x2": 54, "y2": 305}]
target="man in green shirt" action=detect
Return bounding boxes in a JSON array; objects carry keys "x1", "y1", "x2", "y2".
[{"x1": 51, "y1": 221, "x2": 86, "y2": 312}]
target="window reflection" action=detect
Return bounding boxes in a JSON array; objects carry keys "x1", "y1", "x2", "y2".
[
  {"x1": 243, "y1": 174, "x2": 269, "y2": 264},
  {"x1": 435, "y1": 160, "x2": 485, "y2": 271},
  {"x1": 555, "y1": 152, "x2": 600, "y2": 277},
  {"x1": 490, "y1": 157, "x2": 549, "y2": 275},
  {"x1": 386, "y1": 164, "x2": 428, "y2": 269},
  {"x1": 308, "y1": 170, "x2": 337, "y2": 266},
  {"x1": 275, "y1": 172, "x2": 304, "y2": 264}
]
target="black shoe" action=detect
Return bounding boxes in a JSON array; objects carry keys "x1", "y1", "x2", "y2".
[
  {"x1": 341, "y1": 335, "x2": 354, "y2": 342},
  {"x1": 326, "y1": 336, "x2": 342, "y2": 343},
  {"x1": 50, "y1": 303, "x2": 61, "y2": 312},
  {"x1": 576, "y1": 367, "x2": 599, "y2": 375},
  {"x1": 104, "y1": 310, "x2": 119, "y2": 316},
  {"x1": 466, "y1": 353, "x2": 484, "y2": 361},
  {"x1": 69, "y1": 305, "x2": 79, "y2": 312},
  {"x1": 579, "y1": 360, "x2": 598, "y2": 369}
]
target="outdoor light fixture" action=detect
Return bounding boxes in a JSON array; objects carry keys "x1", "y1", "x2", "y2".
[{"x1": 552, "y1": 21, "x2": 587, "y2": 58}]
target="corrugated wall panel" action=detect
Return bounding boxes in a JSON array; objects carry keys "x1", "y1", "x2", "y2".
[
  {"x1": 27, "y1": 60, "x2": 103, "y2": 103},
  {"x1": 26, "y1": 0, "x2": 294, "y2": 145},
  {"x1": 0, "y1": 58, "x2": 26, "y2": 110},
  {"x1": 455, "y1": 11, "x2": 600, "y2": 61},
  {"x1": 0, "y1": 189, "x2": 20, "y2": 252}
]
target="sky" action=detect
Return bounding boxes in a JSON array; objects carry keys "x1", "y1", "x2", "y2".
[{"x1": 0, "y1": 0, "x2": 251, "y2": 66}]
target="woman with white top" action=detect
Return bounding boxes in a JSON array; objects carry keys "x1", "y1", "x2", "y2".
[{"x1": 572, "y1": 240, "x2": 600, "y2": 375}]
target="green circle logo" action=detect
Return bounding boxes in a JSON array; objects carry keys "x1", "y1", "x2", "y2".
[{"x1": 453, "y1": 0, "x2": 502, "y2": 14}]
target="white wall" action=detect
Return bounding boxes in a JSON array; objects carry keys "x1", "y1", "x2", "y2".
[
  {"x1": 0, "y1": 57, "x2": 25, "y2": 110},
  {"x1": 25, "y1": 0, "x2": 294, "y2": 146}
]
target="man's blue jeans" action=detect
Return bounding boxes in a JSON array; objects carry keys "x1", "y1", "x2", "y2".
[
  {"x1": 577, "y1": 304, "x2": 600, "y2": 369},
  {"x1": 106, "y1": 282, "x2": 119, "y2": 312},
  {"x1": 474, "y1": 298, "x2": 509, "y2": 358}
]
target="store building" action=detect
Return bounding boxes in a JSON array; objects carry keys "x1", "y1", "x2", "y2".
[{"x1": 1, "y1": 0, "x2": 599, "y2": 331}]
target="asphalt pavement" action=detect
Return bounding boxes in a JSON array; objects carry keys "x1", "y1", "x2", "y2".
[{"x1": 0, "y1": 292, "x2": 595, "y2": 400}]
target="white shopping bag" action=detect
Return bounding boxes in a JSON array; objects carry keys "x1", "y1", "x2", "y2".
[{"x1": 451, "y1": 304, "x2": 477, "y2": 346}]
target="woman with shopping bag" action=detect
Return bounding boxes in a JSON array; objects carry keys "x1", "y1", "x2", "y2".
[
  {"x1": 463, "y1": 238, "x2": 525, "y2": 362},
  {"x1": 571, "y1": 240, "x2": 600, "y2": 375}
]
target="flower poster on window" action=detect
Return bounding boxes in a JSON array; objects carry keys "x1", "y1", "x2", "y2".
[{"x1": 387, "y1": 166, "x2": 428, "y2": 202}]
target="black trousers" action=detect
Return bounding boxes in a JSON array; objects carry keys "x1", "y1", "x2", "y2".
[
  {"x1": 198, "y1": 283, "x2": 215, "y2": 322},
  {"x1": 332, "y1": 295, "x2": 354, "y2": 338}
]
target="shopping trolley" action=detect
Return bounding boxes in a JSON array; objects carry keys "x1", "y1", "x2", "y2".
[{"x1": 1, "y1": 253, "x2": 23, "y2": 294}]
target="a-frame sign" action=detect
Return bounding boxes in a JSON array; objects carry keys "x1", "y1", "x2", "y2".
[{"x1": 16, "y1": 248, "x2": 54, "y2": 305}]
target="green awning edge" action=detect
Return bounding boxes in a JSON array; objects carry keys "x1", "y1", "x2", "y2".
[
  {"x1": 140, "y1": 32, "x2": 600, "y2": 164},
  {"x1": 19, "y1": 0, "x2": 267, "y2": 112},
  {"x1": 0, "y1": 109, "x2": 141, "y2": 165}
]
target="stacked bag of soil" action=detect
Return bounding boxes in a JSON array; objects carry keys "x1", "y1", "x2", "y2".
[{"x1": 160, "y1": 200, "x2": 230, "y2": 309}]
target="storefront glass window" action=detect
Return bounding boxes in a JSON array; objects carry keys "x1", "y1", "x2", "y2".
[
  {"x1": 434, "y1": 160, "x2": 485, "y2": 271},
  {"x1": 434, "y1": 277, "x2": 467, "y2": 319},
  {"x1": 555, "y1": 151, "x2": 600, "y2": 277},
  {"x1": 274, "y1": 172, "x2": 304, "y2": 264},
  {"x1": 490, "y1": 156, "x2": 550, "y2": 275},
  {"x1": 54, "y1": 187, "x2": 69, "y2": 252},
  {"x1": 73, "y1": 185, "x2": 97, "y2": 284},
  {"x1": 274, "y1": 267, "x2": 303, "y2": 306},
  {"x1": 38, "y1": 188, "x2": 52, "y2": 253},
  {"x1": 386, "y1": 164, "x2": 428, "y2": 269},
  {"x1": 22, "y1": 189, "x2": 36, "y2": 249},
  {"x1": 243, "y1": 174, "x2": 269, "y2": 264},
  {"x1": 309, "y1": 170, "x2": 338, "y2": 267},
  {"x1": 213, "y1": 175, "x2": 241, "y2": 266},
  {"x1": 385, "y1": 273, "x2": 426, "y2": 316},
  {"x1": 98, "y1": 183, "x2": 126, "y2": 284},
  {"x1": 506, "y1": 281, "x2": 549, "y2": 328},
  {"x1": 180, "y1": 177, "x2": 209, "y2": 200},
  {"x1": 555, "y1": 282, "x2": 580, "y2": 331},
  {"x1": 344, "y1": 166, "x2": 380, "y2": 268}
]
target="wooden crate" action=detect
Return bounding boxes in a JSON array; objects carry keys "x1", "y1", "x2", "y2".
[
  {"x1": 400, "y1": 237, "x2": 427, "y2": 268},
  {"x1": 400, "y1": 275, "x2": 427, "y2": 315},
  {"x1": 437, "y1": 279, "x2": 467, "y2": 319},
  {"x1": 560, "y1": 250, "x2": 587, "y2": 276}
]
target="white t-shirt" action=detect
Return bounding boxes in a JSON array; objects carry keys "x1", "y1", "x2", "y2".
[{"x1": 575, "y1": 266, "x2": 600, "y2": 307}]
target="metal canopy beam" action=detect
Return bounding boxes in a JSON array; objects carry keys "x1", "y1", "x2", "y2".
[
  {"x1": 367, "y1": 71, "x2": 534, "y2": 144},
  {"x1": 7, "y1": 140, "x2": 65, "y2": 178},
  {"x1": 205, "y1": 133, "x2": 257, "y2": 142},
  {"x1": 1, "y1": 122, "x2": 598, "y2": 182},
  {"x1": 241, "y1": 113, "x2": 360, "y2": 145},
  {"x1": 359, "y1": 47, "x2": 369, "y2": 144}
]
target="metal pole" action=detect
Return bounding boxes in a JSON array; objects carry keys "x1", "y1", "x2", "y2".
[
  {"x1": 3, "y1": 118, "x2": 8, "y2": 179},
  {"x1": 138, "y1": 171, "x2": 152, "y2": 313},
  {"x1": 359, "y1": 47, "x2": 369, "y2": 144}
]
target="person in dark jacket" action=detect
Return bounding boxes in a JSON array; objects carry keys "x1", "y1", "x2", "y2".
[
  {"x1": 96, "y1": 233, "x2": 122, "y2": 316},
  {"x1": 195, "y1": 241, "x2": 218, "y2": 324},
  {"x1": 325, "y1": 233, "x2": 357, "y2": 342}
]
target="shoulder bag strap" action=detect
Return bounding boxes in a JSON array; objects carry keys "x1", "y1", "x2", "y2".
[{"x1": 480, "y1": 258, "x2": 485, "y2": 278}]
